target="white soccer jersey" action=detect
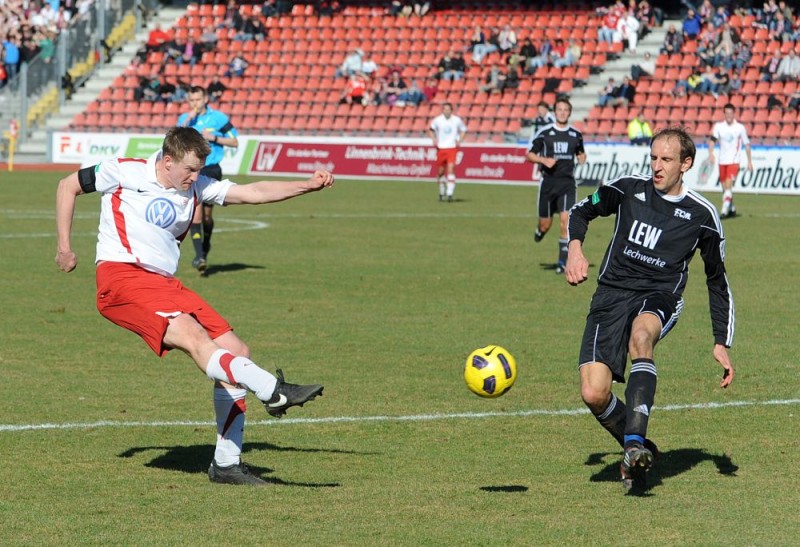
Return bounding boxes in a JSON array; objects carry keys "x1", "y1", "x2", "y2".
[
  {"x1": 89, "y1": 151, "x2": 234, "y2": 276},
  {"x1": 430, "y1": 114, "x2": 467, "y2": 149},
  {"x1": 712, "y1": 120, "x2": 750, "y2": 165}
]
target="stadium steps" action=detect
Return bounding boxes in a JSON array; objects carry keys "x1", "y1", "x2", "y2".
[
  {"x1": 567, "y1": 22, "x2": 671, "y2": 141},
  {"x1": 13, "y1": 7, "x2": 186, "y2": 164}
]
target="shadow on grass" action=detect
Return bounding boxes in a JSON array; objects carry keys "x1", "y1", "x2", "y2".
[
  {"x1": 199, "y1": 263, "x2": 266, "y2": 277},
  {"x1": 585, "y1": 448, "x2": 738, "y2": 496},
  {"x1": 480, "y1": 485, "x2": 529, "y2": 493},
  {"x1": 118, "y1": 441, "x2": 367, "y2": 487}
]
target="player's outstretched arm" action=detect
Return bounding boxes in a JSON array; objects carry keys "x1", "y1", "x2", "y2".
[
  {"x1": 713, "y1": 343, "x2": 735, "y2": 388},
  {"x1": 223, "y1": 170, "x2": 335, "y2": 205},
  {"x1": 564, "y1": 240, "x2": 589, "y2": 286},
  {"x1": 55, "y1": 172, "x2": 83, "y2": 272}
]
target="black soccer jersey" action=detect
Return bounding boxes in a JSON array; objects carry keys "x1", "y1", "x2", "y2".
[
  {"x1": 529, "y1": 124, "x2": 585, "y2": 180},
  {"x1": 568, "y1": 174, "x2": 735, "y2": 347}
]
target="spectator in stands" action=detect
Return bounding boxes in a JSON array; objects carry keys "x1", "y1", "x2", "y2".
[
  {"x1": 526, "y1": 37, "x2": 552, "y2": 73},
  {"x1": 730, "y1": 40, "x2": 752, "y2": 72},
  {"x1": 0, "y1": 62, "x2": 7, "y2": 91},
  {"x1": 660, "y1": 24, "x2": 682, "y2": 55},
  {"x1": 711, "y1": 6, "x2": 728, "y2": 29},
  {"x1": 761, "y1": 49, "x2": 782, "y2": 82},
  {"x1": 380, "y1": 71, "x2": 407, "y2": 106},
  {"x1": 787, "y1": 89, "x2": 800, "y2": 112},
  {"x1": 146, "y1": 22, "x2": 170, "y2": 52},
  {"x1": 608, "y1": 75, "x2": 636, "y2": 107},
  {"x1": 627, "y1": 111, "x2": 653, "y2": 145},
  {"x1": 224, "y1": 54, "x2": 249, "y2": 78},
  {"x1": 468, "y1": 24, "x2": 486, "y2": 57},
  {"x1": 768, "y1": 10, "x2": 792, "y2": 42},
  {"x1": 336, "y1": 48, "x2": 363, "y2": 78},
  {"x1": 412, "y1": 1, "x2": 431, "y2": 17},
  {"x1": 422, "y1": 76, "x2": 438, "y2": 102},
  {"x1": 672, "y1": 69, "x2": 702, "y2": 97},
  {"x1": 220, "y1": 0, "x2": 244, "y2": 31},
  {"x1": 479, "y1": 62, "x2": 506, "y2": 94},
  {"x1": 618, "y1": 8, "x2": 641, "y2": 54},
  {"x1": 497, "y1": 24, "x2": 517, "y2": 54},
  {"x1": 315, "y1": 1, "x2": 342, "y2": 16},
  {"x1": 503, "y1": 64, "x2": 520, "y2": 93},
  {"x1": 555, "y1": 40, "x2": 582, "y2": 68},
  {"x1": 518, "y1": 37, "x2": 538, "y2": 70},
  {"x1": 397, "y1": 79, "x2": 426, "y2": 106},
  {"x1": 3, "y1": 35, "x2": 21, "y2": 89},
  {"x1": 472, "y1": 26, "x2": 499, "y2": 64},
  {"x1": 262, "y1": 0, "x2": 279, "y2": 18},
  {"x1": 135, "y1": 72, "x2": 163, "y2": 102},
  {"x1": 389, "y1": 0, "x2": 413, "y2": 17},
  {"x1": 598, "y1": 1, "x2": 625, "y2": 44},
  {"x1": 180, "y1": 37, "x2": 200, "y2": 66},
  {"x1": 697, "y1": 64, "x2": 720, "y2": 95},
  {"x1": 597, "y1": 77, "x2": 618, "y2": 106},
  {"x1": 437, "y1": 49, "x2": 466, "y2": 81},
  {"x1": 527, "y1": 101, "x2": 555, "y2": 146},
  {"x1": 713, "y1": 65, "x2": 732, "y2": 95},
  {"x1": 682, "y1": 8, "x2": 702, "y2": 40},
  {"x1": 698, "y1": 0, "x2": 714, "y2": 26},
  {"x1": 340, "y1": 72, "x2": 370, "y2": 105},
  {"x1": 777, "y1": 48, "x2": 800, "y2": 81},
  {"x1": 361, "y1": 53, "x2": 378, "y2": 78},
  {"x1": 630, "y1": 51, "x2": 655, "y2": 80},
  {"x1": 636, "y1": 0, "x2": 658, "y2": 36},
  {"x1": 38, "y1": 29, "x2": 55, "y2": 65},
  {"x1": 548, "y1": 39, "x2": 567, "y2": 66},
  {"x1": 207, "y1": 76, "x2": 228, "y2": 102},
  {"x1": 200, "y1": 26, "x2": 218, "y2": 50}
]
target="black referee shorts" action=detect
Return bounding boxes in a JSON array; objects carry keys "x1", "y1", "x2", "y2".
[
  {"x1": 537, "y1": 177, "x2": 576, "y2": 219},
  {"x1": 578, "y1": 287, "x2": 684, "y2": 382},
  {"x1": 199, "y1": 164, "x2": 223, "y2": 209}
]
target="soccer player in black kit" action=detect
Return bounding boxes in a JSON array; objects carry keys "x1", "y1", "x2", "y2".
[
  {"x1": 526, "y1": 97, "x2": 586, "y2": 274},
  {"x1": 565, "y1": 127, "x2": 736, "y2": 493}
]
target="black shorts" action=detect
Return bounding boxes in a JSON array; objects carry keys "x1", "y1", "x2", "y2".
[
  {"x1": 199, "y1": 164, "x2": 223, "y2": 209},
  {"x1": 537, "y1": 177, "x2": 576, "y2": 218},
  {"x1": 578, "y1": 287, "x2": 684, "y2": 382}
]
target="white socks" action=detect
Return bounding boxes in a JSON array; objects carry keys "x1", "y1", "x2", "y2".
[
  {"x1": 206, "y1": 349, "x2": 277, "y2": 401},
  {"x1": 721, "y1": 189, "x2": 733, "y2": 215},
  {"x1": 438, "y1": 182, "x2": 446, "y2": 197},
  {"x1": 213, "y1": 387, "x2": 246, "y2": 467},
  {"x1": 446, "y1": 175, "x2": 456, "y2": 197}
]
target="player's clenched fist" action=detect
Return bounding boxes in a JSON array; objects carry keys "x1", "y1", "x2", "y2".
[
  {"x1": 309, "y1": 170, "x2": 335, "y2": 190},
  {"x1": 55, "y1": 250, "x2": 78, "y2": 272}
]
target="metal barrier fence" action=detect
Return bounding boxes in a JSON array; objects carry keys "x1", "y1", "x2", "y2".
[{"x1": 1, "y1": 0, "x2": 141, "y2": 154}]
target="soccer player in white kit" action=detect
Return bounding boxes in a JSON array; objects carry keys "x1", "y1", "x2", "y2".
[
  {"x1": 428, "y1": 102, "x2": 467, "y2": 202},
  {"x1": 55, "y1": 127, "x2": 335, "y2": 486},
  {"x1": 708, "y1": 103, "x2": 753, "y2": 218}
]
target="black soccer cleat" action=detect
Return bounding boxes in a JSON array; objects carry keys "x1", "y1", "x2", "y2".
[
  {"x1": 208, "y1": 460, "x2": 268, "y2": 486},
  {"x1": 554, "y1": 261, "x2": 566, "y2": 274},
  {"x1": 620, "y1": 443, "x2": 654, "y2": 493},
  {"x1": 263, "y1": 368, "x2": 324, "y2": 418},
  {"x1": 534, "y1": 229, "x2": 545, "y2": 243},
  {"x1": 192, "y1": 256, "x2": 207, "y2": 273}
]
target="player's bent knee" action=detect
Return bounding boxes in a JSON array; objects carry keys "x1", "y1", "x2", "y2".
[
  {"x1": 164, "y1": 313, "x2": 213, "y2": 353},
  {"x1": 580, "y1": 383, "x2": 610, "y2": 410}
]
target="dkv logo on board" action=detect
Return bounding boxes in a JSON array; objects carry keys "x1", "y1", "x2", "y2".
[{"x1": 252, "y1": 143, "x2": 283, "y2": 171}]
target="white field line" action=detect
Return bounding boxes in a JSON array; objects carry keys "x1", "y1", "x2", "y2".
[
  {"x1": 0, "y1": 218, "x2": 269, "y2": 238},
  {"x1": 1, "y1": 398, "x2": 797, "y2": 433}
]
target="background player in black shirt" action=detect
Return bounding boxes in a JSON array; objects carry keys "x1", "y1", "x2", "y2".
[
  {"x1": 526, "y1": 97, "x2": 586, "y2": 274},
  {"x1": 565, "y1": 127, "x2": 735, "y2": 493}
]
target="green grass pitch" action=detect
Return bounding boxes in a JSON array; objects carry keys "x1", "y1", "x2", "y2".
[{"x1": 0, "y1": 171, "x2": 798, "y2": 545}]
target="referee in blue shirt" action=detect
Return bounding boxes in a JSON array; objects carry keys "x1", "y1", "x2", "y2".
[{"x1": 177, "y1": 85, "x2": 239, "y2": 273}]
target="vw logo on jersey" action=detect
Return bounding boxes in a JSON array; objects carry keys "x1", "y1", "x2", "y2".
[{"x1": 145, "y1": 198, "x2": 178, "y2": 228}]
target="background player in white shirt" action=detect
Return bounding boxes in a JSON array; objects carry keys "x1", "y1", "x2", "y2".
[
  {"x1": 708, "y1": 103, "x2": 753, "y2": 218},
  {"x1": 55, "y1": 127, "x2": 335, "y2": 486},
  {"x1": 428, "y1": 102, "x2": 467, "y2": 202}
]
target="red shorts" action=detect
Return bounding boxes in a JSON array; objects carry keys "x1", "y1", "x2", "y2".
[
  {"x1": 436, "y1": 148, "x2": 457, "y2": 169},
  {"x1": 95, "y1": 262, "x2": 232, "y2": 356},
  {"x1": 718, "y1": 164, "x2": 739, "y2": 183}
]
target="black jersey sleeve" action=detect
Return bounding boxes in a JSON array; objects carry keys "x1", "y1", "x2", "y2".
[
  {"x1": 698, "y1": 219, "x2": 735, "y2": 347},
  {"x1": 567, "y1": 179, "x2": 625, "y2": 243}
]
